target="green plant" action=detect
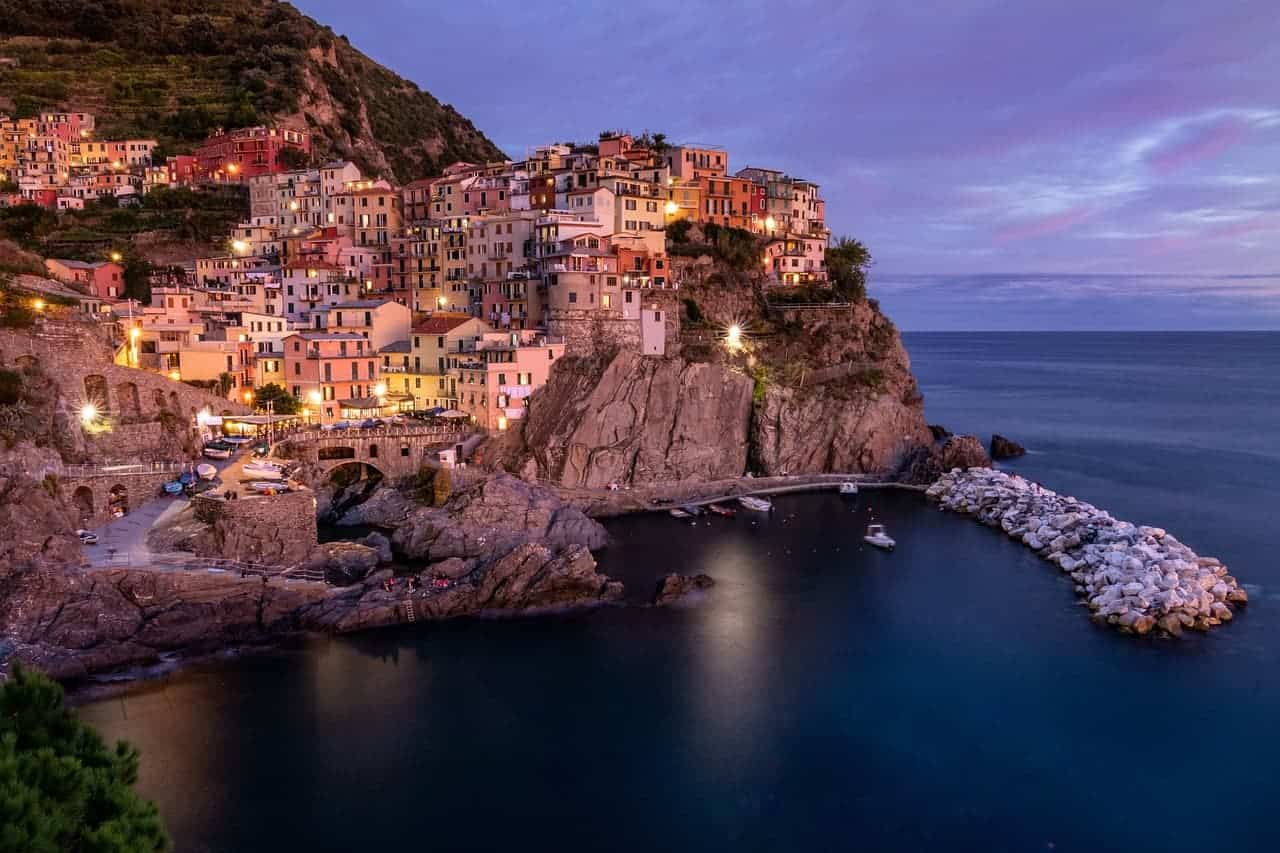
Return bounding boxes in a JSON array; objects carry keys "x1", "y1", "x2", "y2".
[
  {"x1": 252, "y1": 383, "x2": 299, "y2": 415},
  {"x1": 827, "y1": 236, "x2": 872, "y2": 301},
  {"x1": 0, "y1": 665, "x2": 171, "y2": 852},
  {"x1": 682, "y1": 298, "x2": 704, "y2": 325}
]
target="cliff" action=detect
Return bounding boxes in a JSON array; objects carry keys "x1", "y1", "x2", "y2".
[
  {"x1": 497, "y1": 255, "x2": 931, "y2": 487},
  {"x1": 0, "y1": 0, "x2": 504, "y2": 181}
]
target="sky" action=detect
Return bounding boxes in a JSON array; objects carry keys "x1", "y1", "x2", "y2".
[{"x1": 293, "y1": 0, "x2": 1280, "y2": 329}]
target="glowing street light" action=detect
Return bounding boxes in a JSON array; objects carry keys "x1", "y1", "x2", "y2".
[
  {"x1": 243, "y1": 390, "x2": 255, "y2": 404},
  {"x1": 764, "y1": 216, "x2": 776, "y2": 232},
  {"x1": 227, "y1": 163, "x2": 239, "y2": 176},
  {"x1": 109, "y1": 251, "x2": 123, "y2": 263},
  {"x1": 31, "y1": 299, "x2": 45, "y2": 312},
  {"x1": 79, "y1": 403, "x2": 99, "y2": 424},
  {"x1": 664, "y1": 201, "x2": 679, "y2": 215},
  {"x1": 168, "y1": 370, "x2": 181, "y2": 381},
  {"x1": 308, "y1": 390, "x2": 323, "y2": 405},
  {"x1": 374, "y1": 382, "x2": 387, "y2": 398},
  {"x1": 726, "y1": 324, "x2": 743, "y2": 348},
  {"x1": 231, "y1": 239, "x2": 249, "y2": 254}
]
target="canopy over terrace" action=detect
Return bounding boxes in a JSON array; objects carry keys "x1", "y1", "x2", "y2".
[{"x1": 221, "y1": 413, "x2": 303, "y2": 437}]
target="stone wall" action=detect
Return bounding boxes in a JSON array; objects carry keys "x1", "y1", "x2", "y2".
[
  {"x1": 546, "y1": 290, "x2": 681, "y2": 359},
  {"x1": 58, "y1": 470, "x2": 176, "y2": 527},
  {"x1": 192, "y1": 490, "x2": 318, "y2": 566}
]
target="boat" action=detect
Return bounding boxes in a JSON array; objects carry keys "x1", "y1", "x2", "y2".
[
  {"x1": 196, "y1": 463, "x2": 217, "y2": 480},
  {"x1": 707, "y1": 504, "x2": 736, "y2": 518},
  {"x1": 163, "y1": 481, "x2": 183, "y2": 495},
  {"x1": 738, "y1": 496, "x2": 773, "y2": 512},
  {"x1": 222, "y1": 435, "x2": 254, "y2": 445},
  {"x1": 248, "y1": 481, "x2": 290, "y2": 494},
  {"x1": 839, "y1": 482, "x2": 859, "y2": 496},
  {"x1": 669, "y1": 508, "x2": 692, "y2": 519},
  {"x1": 864, "y1": 523, "x2": 896, "y2": 551},
  {"x1": 242, "y1": 466, "x2": 285, "y2": 481},
  {"x1": 681, "y1": 505, "x2": 705, "y2": 517},
  {"x1": 178, "y1": 470, "x2": 196, "y2": 486},
  {"x1": 202, "y1": 441, "x2": 234, "y2": 460}
]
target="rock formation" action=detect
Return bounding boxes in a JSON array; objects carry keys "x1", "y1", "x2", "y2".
[
  {"x1": 653, "y1": 573, "x2": 716, "y2": 606},
  {"x1": 927, "y1": 468, "x2": 1247, "y2": 635},
  {"x1": 899, "y1": 434, "x2": 993, "y2": 484},
  {"x1": 990, "y1": 434, "x2": 1026, "y2": 459}
]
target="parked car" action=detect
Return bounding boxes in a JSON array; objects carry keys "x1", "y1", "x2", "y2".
[{"x1": 76, "y1": 529, "x2": 98, "y2": 545}]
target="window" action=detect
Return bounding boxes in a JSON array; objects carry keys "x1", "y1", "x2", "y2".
[{"x1": 568, "y1": 292, "x2": 577, "y2": 303}]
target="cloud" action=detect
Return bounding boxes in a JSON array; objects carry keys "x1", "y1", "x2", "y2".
[
  {"x1": 1145, "y1": 115, "x2": 1251, "y2": 173},
  {"x1": 993, "y1": 207, "x2": 1096, "y2": 242}
]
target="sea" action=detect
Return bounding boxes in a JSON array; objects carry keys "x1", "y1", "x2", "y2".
[{"x1": 77, "y1": 332, "x2": 1280, "y2": 852}]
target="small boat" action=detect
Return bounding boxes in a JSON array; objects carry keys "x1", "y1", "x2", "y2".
[
  {"x1": 864, "y1": 523, "x2": 896, "y2": 551},
  {"x1": 707, "y1": 504, "x2": 736, "y2": 518},
  {"x1": 738, "y1": 496, "x2": 773, "y2": 512},
  {"x1": 222, "y1": 435, "x2": 254, "y2": 445},
  {"x1": 163, "y1": 481, "x2": 184, "y2": 495},
  {"x1": 202, "y1": 441, "x2": 234, "y2": 460},
  {"x1": 669, "y1": 508, "x2": 692, "y2": 519},
  {"x1": 196, "y1": 463, "x2": 217, "y2": 480},
  {"x1": 243, "y1": 466, "x2": 285, "y2": 481},
  {"x1": 179, "y1": 470, "x2": 196, "y2": 486},
  {"x1": 839, "y1": 482, "x2": 859, "y2": 496},
  {"x1": 681, "y1": 505, "x2": 705, "y2": 517},
  {"x1": 248, "y1": 481, "x2": 290, "y2": 494}
]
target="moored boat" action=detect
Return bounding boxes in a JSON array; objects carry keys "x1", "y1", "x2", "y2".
[
  {"x1": 669, "y1": 508, "x2": 692, "y2": 519},
  {"x1": 839, "y1": 482, "x2": 859, "y2": 496},
  {"x1": 196, "y1": 463, "x2": 217, "y2": 480},
  {"x1": 707, "y1": 504, "x2": 736, "y2": 518},
  {"x1": 202, "y1": 441, "x2": 234, "y2": 460},
  {"x1": 738, "y1": 496, "x2": 773, "y2": 512},
  {"x1": 163, "y1": 480, "x2": 183, "y2": 495},
  {"x1": 864, "y1": 523, "x2": 896, "y2": 551}
]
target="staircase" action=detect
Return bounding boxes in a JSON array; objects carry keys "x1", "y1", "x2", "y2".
[{"x1": 404, "y1": 598, "x2": 416, "y2": 623}]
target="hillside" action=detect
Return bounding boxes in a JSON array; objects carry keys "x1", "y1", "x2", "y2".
[{"x1": 0, "y1": 0, "x2": 505, "y2": 181}]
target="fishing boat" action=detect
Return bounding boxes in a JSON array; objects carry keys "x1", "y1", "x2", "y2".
[
  {"x1": 669, "y1": 508, "x2": 692, "y2": 519},
  {"x1": 839, "y1": 482, "x2": 859, "y2": 496},
  {"x1": 243, "y1": 465, "x2": 285, "y2": 480},
  {"x1": 864, "y1": 523, "x2": 896, "y2": 551},
  {"x1": 707, "y1": 504, "x2": 736, "y2": 518},
  {"x1": 222, "y1": 435, "x2": 254, "y2": 445},
  {"x1": 738, "y1": 496, "x2": 773, "y2": 512},
  {"x1": 681, "y1": 505, "x2": 706, "y2": 517},
  {"x1": 163, "y1": 480, "x2": 183, "y2": 495},
  {"x1": 196, "y1": 463, "x2": 217, "y2": 480},
  {"x1": 179, "y1": 470, "x2": 196, "y2": 486},
  {"x1": 248, "y1": 481, "x2": 290, "y2": 494},
  {"x1": 202, "y1": 441, "x2": 234, "y2": 460}
]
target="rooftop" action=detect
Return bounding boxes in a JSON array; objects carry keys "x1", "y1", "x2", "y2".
[{"x1": 412, "y1": 315, "x2": 478, "y2": 334}]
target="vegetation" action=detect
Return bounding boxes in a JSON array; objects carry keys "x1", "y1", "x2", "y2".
[
  {"x1": 251, "y1": 383, "x2": 299, "y2": 415},
  {"x1": 667, "y1": 221, "x2": 761, "y2": 273},
  {"x1": 826, "y1": 236, "x2": 872, "y2": 301},
  {"x1": 0, "y1": 186, "x2": 248, "y2": 264},
  {"x1": 0, "y1": 0, "x2": 505, "y2": 181},
  {"x1": 0, "y1": 665, "x2": 171, "y2": 852},
  {"x1": 682, "y1": 298, "x2": 704, "y2": 326}
]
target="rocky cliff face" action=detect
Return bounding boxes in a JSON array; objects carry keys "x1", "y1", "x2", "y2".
[
  {"x1": 516, "y1": 353, "x2": 754, "y2": 488},
  {"x1": 501, "y1": 286, "x2": 930, "y2": 487}
]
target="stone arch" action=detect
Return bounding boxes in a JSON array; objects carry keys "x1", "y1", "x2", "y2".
[
  {"x1": 108, "y1": 483, "x2": 128, "y2": 517},
  {"x1": 15, "y1": 354, "x2": 38, "y2": 373},
  {"x1": 152, "y1": 388, "x2": 166, "y2": 411},
  {"x1": 318, "y1": 446, "x2": 356, "y2": 461},
  {"x1": 367, "y1": 443, "x2": 379, "y2": 459},
  {"x1": 169, "y1": 391, "x2": 180, "y2": 412},
  {"x1": 114, "y1": 381, "x2": 141, "y2": 420},
  {"x1": 72, "y1": 486, "x2": 94, "y2": 525},
  {"x1": 325, "y1": 461, "x2": 386, "y2": 487},
  {"x1": 84, "y1": 374, "x2": 109, "y2": 409}
]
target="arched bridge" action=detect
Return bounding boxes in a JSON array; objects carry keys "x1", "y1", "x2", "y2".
[{"x1": 277, "y1": 425, "x2": 473, "y2": 482}]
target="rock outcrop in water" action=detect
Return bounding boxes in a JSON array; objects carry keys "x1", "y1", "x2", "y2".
[
  {"x1": 927, "y1": 468, "x2": 1247, "y2": 635},
  {"x1": 990, "y1": 434, "x2": 1026, "y2": 459}
]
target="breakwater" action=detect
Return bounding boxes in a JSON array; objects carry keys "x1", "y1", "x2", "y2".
[{"x1": 926, "y1": 468, "x2": 1247, "y2": 635}]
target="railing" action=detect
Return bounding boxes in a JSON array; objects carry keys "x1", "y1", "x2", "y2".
[
  {"x1": 91, "y1": 551, "x2": 326, "y2": 582},
  {"x1": 35, "y1": 460, "x2": 188, "y2": 480},
  {"x1": 283, "y1": 425, "x2": 471, "y2": 444}
]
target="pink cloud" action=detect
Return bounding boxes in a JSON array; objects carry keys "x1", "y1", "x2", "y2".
[
  {"x1": 993, "y1": 207, "x2": 1095, "y2": 242},
  {"x1": 1206, "y1": 215, "x2": 1278, "y2": 241},
  {"x1": 1147, "y1": 117, "x2": 1249, "y2": 173}
]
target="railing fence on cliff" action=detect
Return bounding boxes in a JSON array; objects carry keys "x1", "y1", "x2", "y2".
[
  {"x1": 15, "y1": 460, "x2": 189, "y2": 481},
  {"x1": 91, "y1": 550, "x2": 327, "y2": 583}
]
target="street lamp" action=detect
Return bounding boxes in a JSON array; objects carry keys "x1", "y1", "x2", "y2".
[
  {"x1": 79, "y1": 403, "x2": 98, "y2": 424},
  {"x1": 664, "y1": 201, "x2": 679, "y2": 215},
  {"x1": 231, "y1": 239, "x2": 249, "y2": 254},
  {"x1": 243, "y1": 390, "x2": 254, "y2": 405},
  {"x1": 109, "y1": 251, "x2": 123, "y2": 263},
  {"x1": 374, "y1": 382, "x2": 387, "y2": 398},
  {"x1": 31, "y1": 299, "x2": 44, "y2": 312},
  {"x1": 726, "y1": 324, "x2": 743, "y2": 350},
  {"x1": 765, "y1": 216, "x2": 776, "y2": 233}
]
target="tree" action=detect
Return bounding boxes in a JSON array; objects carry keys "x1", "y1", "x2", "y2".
[
  {"x1": 252, "y1": 383, "x2": 299, "y2": 415},
  {"x1": 216, "y1": 372, "x2": 234, "y2": 398},
  {"x1": 826, "y1": 236, "x2": 872, "y2": 301},
  {"x1": 122, "y1": 255, "x2": 153, "y2": 303},
  {"x1": 0, "y1": 665, "x2": 171, "y2": 852},
  {"x1": 275, "y1": 146, "x2": 309, "y2": 171}
]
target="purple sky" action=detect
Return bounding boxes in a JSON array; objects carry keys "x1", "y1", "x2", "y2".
[{"x1": 294, "y1": 0, "x2": 1280, "y2": 329}]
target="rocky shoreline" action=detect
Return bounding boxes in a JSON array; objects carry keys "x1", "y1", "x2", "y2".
[{"x1": 926, "y1": 468, "x2": 1247, "y2": 635}]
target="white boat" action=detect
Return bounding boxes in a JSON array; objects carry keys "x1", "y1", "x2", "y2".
[
  {"x1": 669, "y1": 508, "x2": 692, "y2": 519},
  {"x1": 839, "y1": 482, "x2": 859, "y2": 495},
  {"x1": 247, "y1": 480, "x2": 290, "y2": 493},
  {"x1": 864, "y1": 523, "x2": 896, "y2": 551},
  {"x1": 242, "y1": 465, "x2": 285, "y2": 480},
  {"x1": 196, "y1": 463, "x2": 217, "y2": 481},
  {"x1": 738, "y1": 496, "x2": 773, "y2": 512},
  {"x1": 202, "y1": 445, "x2": 233, "y2": 460}
]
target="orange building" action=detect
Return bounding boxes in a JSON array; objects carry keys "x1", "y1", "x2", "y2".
[{"x1": 282, "y1": 331, "x2": 382, "y2": 424}]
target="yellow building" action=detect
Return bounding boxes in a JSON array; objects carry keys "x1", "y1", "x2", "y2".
[{"x1": 409, "y1": 315, "x2": 490, "y2": 409}]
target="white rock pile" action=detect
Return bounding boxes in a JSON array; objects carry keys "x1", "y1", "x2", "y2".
[{"x1": 926, "y1": 468, "x2": 1247, "y2": 636}]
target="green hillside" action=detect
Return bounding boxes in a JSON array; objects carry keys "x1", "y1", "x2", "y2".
[{"x1": 0, "y1": 0, "x2": 506, "y2": 181}]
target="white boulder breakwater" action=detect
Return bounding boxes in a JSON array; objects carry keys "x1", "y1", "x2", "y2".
[{"x1": 926, "y1": 468, "x2": 1247, "y2": 636}]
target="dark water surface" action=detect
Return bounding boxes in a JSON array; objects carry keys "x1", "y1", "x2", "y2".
[{"x1": 79, "y1": 333, "x2": 1280, "y2": 852}]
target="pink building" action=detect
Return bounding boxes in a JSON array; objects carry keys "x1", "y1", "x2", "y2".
[
  {"x1": 282, "y1": 331, "x2": 382, "y2": 424},
  {"x1": 44, "y1": 259, "x2": 126, "y2": 298},
  {"x1": 451, "y1": 330, "x2": 565, "y2": 431}
]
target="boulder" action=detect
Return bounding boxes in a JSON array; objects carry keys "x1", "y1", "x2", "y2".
[
  {"x1": 338, "y1": 487, "x2": 414, "y2": 528},
  {"x1": 928, "y1": 424, "x2": 953, "y2": 441},
  {"x1": 939, "y1": 435, "x2": 992, "y2": 471},
  {"x1": 357, "y1": 531, "x2": 394, "y2": 564},
  {"x1": 308, "y1": 542, "x2": 381, "y2": 585},
  {"x1": 990, "y1": 434, "x2": 1026, "y2": 459},
  {"x1": 653, "y1": 573, "x2": 716, "y2": 606}
]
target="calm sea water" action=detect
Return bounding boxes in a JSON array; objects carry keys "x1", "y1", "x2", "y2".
[{"x1": 78, "y1": 333, "x2": 1280, "y2": 852}]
